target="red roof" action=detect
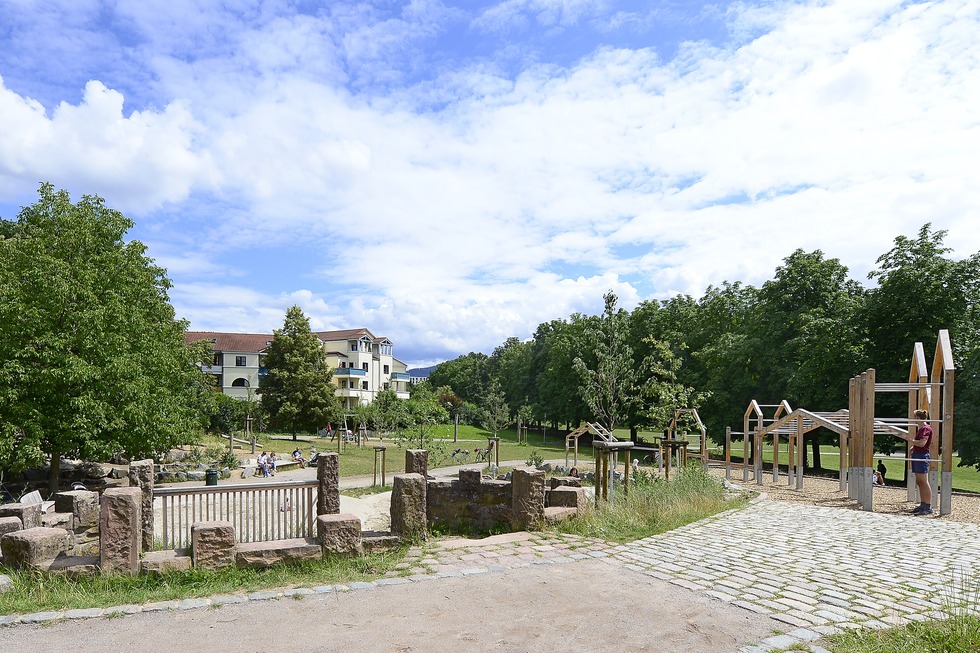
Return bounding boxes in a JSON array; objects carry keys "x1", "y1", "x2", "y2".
[{"x1": 185, "y1": 328, "x2": 393, "y2": 352}]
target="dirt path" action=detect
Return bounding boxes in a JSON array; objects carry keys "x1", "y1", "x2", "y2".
[{"x1": 0, "y1": 560, "x2": 780, "y2": 653}]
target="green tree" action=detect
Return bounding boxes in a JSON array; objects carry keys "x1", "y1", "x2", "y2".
[
  {"x1": 480, "y1": 379, "x2": 511, "y2": 437},
  {"x1": 427, "y1": 352, "x2": 492, "y2": 405},
  {"x1": 573, "y1": 291, "x2": 638, "y2": 434},
  {"x1": 401, "y1": 382, "x2": 448, "y2": 453},
  {"x1": 0, "y1": 184, "x2": 205, "y2": 492},
  {"x1": 261, "y1": 306, "x2": 340, "y2": 440},
  {"x1": 372, "y1": 388, "x2": 407, "y2": 438}
]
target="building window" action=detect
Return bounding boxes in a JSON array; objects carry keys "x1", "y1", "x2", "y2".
[
  {"x1": 362, "y1": 381, "x2": 369, "y2": 390},
  {"x1": 213, "y1": 353, "x2": 221, "y2": 365},
  {"x1": 231, "y1": 378, "x2": 248, "y2": 387},
  {"x1": 350, "y1": 342, "x2": 358, "y2": 352},
  {"x1": 339, "y1": 362, "x2": 346, "y2": 368},
  {"x1": 362, "y1": 362, "x2": 369, "y2": 372},
  {"x1": 340, "y1": 380, "x2": 348, "y2": 389},
  {"x1": 383, "y1": 382, "x2": 389, "y2": 390},
  {"x1": 383, "y1": 364, "x2": 390, "y2": 374},
  {"x1": 236, "y1": 356, "x2": 247, "y2": 366}
]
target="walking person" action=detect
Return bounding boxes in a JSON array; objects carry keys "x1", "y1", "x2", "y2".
[{"x1": 903, "y1": 409, "x2": 934, "y2": 515}]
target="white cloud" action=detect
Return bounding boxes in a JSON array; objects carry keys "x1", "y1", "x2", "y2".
[{"x1": 1, "y1": 0, "x2": 978, "y2": 363}]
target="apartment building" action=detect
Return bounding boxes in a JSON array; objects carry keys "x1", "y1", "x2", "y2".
[{"x1": 185, "y1": 328, "x2": 410, "y2": 407}]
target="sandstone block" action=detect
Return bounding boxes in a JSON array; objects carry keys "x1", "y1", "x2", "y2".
[
  {"x1": 511, "y1": 467, "x2": 546, "y2": 530},
  {"x1": 405, "y1": 450, "x2": 428, "y2": 477},
  {"x1": 549, "y1": 476, "x2": 582, "y2": 489},
  {"x1": 127, "y1": 459, "x2": 155, "y2": 552},
  {"x1": 0, "y1": 503, "x2": 41, "y2": 529},
  {"x1": 236, "y1": 538, "x2": 322, "y2": 568},
  {"x1": 543, "y1": 506, "x2": 578, "y2": 524},
  {"x1": 547, "y1": 486, "x2": 586, "y2": 513},
  {"x1": 54, "y1": 490, "x2": 100, "y2": 530},
  {"x1": 48, "y1": 555, "x2": 101, "y2": 576},
  {"x1": 459, "y1": 468, "x2": 482, "y2": 488},
  {"x1": 317, "y1": 453, "x2": 340, "y2": 515},
  {"x1": 0, "y1": 516, "x2": 22, "y2": 537},
  {"x1": 316, "y1": 514, "x2": 362, "y2": 556},
  {"x1": 390, "y1": 473, "x2": 427, "y2": 539},
  {"x1": 141, "y1": 549, "x2": 192, "y2": 575},
  {"x1": 99, "y1": 487, "x2": 142, "y2": 574},
  {"x1": 191, "y1": 521, "x2": 236, "y2": 570},
  {"x1": 0, "y1": 527, "x2": 69, "y2": 570}
]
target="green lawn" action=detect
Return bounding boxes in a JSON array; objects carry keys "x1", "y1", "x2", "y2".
[{"x1": 197, "y1": 423, "x2": 593, "y2": 477}]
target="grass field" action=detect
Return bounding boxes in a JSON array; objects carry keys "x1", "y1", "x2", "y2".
[{"x1": 197, "y1": 424, "x2": 980, "y2": 493}]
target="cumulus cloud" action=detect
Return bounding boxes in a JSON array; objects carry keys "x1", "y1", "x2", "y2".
[{"x1": 1, "y1": 0, "x2": 978, "y2": 364}]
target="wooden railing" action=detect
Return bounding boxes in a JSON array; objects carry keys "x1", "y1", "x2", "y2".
[{"x1": 154, "y1": 480, "x2": 318, "y2": 549}]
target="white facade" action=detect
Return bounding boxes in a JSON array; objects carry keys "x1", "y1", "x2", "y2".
[{"x1": 186, "y1": 328, "x2": 408, "y2": 407}]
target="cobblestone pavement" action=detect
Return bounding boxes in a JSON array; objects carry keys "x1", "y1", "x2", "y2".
[
  {"x1": 5, "y1": 498, "x2": 980, "y2": 653},
  {"x1": 611, "y1": 500, "x2": 980, "y2": 652}
]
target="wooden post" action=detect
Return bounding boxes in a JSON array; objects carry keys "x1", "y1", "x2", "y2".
[
  {"x1": 862, "y1": 369, "x2": 875, "y2": 510},
  {"x1": 725, "y1": 427, "x2": 732, "y2": 480}
]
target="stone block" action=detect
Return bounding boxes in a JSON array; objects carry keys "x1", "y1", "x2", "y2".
[
  {"x1": 127, "y1": 459, "x2": 155, "y2": 552},
  {"x1": 191, "y1": 521, "x2": 236, "y2": 570},
  {"x1": 54, "y1": 490, "x2": 100, "y2": 531},
  {"x1": 48, "y1": 555, "x2": 101, "y2": 576},
  {"x1": 459, "y1": 468, "x2": 482, "y2": 488},
  {"x1": 317, "y1": 453, "x2": 340, "y2": 515},
  {"x1": 549, "y1": 476, "x2": 582, "y2": 489},
  {"x1": 42, "y1": 512, "x2": 72, "y2": 528},
  {"x1": 543, "y1": 506, "x2": 578, "y2": 524},
  {"x1": 547, "y1": 486, "x2": 586, "y2": 513},
  {"x1": 0, "y1": 516, "x2": 22, "y2": 537},
  {"x1": 362, "y1": 532, "x2": 401, "y2": 554},
  {"x1": 511, "y1": 467, "x2": 546, "y2": 530},
  {"x1": 405, "y1": 449, "x2": 428, "y2": 477},
  {"x1": 236, "y1": 538, "x2": 322, "y2": 568},
  {"x1": 390, "y1": 473, "x2": 427, "y2": 539},
  {"x1": 0, "y1": 503, "x2": 41, "y2": 530},
  {"x1": 99, "y1": 487, "x2": 142, "y2": 574},
  {"x1": 317, "y1": 513, "x2": 362, "y2": 556},
  {"x1": 141, "y1": 549, "x2": 192, "y2": 574},
  {"x1": 0, "y1": 527, "x2": 70, "y2": 570}
]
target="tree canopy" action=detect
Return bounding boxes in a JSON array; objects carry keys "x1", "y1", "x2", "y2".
[{"x1": 0, "y1": 183, "x2": 205, "y2": 491}]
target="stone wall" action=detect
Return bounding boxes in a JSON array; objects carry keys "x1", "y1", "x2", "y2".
[{"x1": 426, "y1": 470, "x2": 513, "y2": 533}]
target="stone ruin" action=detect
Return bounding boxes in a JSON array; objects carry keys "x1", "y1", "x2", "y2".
[{"x1": 0, "y1": 449, "x2": 586, "y2": 578}]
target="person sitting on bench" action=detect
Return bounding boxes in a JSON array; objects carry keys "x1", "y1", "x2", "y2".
[{"x1": 292, "y1": 447, "x2": 307, "y2": 468}]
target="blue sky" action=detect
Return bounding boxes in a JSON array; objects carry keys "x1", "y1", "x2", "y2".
[{"x1": 1, "y1": 0, "x2": 978, "y2": 366}]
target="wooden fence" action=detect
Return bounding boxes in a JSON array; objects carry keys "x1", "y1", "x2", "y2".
[{"x1": 154, "y1": 480, "x2": 318, "y2": 549}]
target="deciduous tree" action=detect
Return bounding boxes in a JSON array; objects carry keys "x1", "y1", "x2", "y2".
[{"x1": 0, "y1": 184, "x2": 205, "y2": 492}]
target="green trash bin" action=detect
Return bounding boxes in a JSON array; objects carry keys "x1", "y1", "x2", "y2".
[{"x1": 205, "y1": 468, "x2": 219, "y2": 486}]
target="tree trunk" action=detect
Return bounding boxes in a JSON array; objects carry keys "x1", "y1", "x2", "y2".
[
  {"x1": 48, "y1": 448, "x2": 61, "y2": 496},
  {"x1": 630, "y1": 425, "x2": 638, "y2": 443},
  {"x1": 811, "y1": 435, "x2": 822, "y2": 470},
  {"x1": 453, "y1": 412, "x2": 458, "y2": 443}
]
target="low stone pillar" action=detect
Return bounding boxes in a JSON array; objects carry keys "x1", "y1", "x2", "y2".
[
  {"x1": 191, "y1": 521, "x2": 236, "y2": 570},
  {"x1": 317, "y1": 452, "x2": 340, "y2": 515},
  {"x1": 390, "y1": 473, "x2": 427, "y2": 539},
  {"x1": 54, "y1": 490, "x2": 100, "y2": 531},
  {"x1": 549, "y1": 476, "x2": 582, "y2": 489},
  {"x1": 405, "y1": 449, "x2": 428, "y2": 477},
  {"x1": 0, "y1": 527, "x2": 70, "y2": 570},
  {"x1": 0, "y1": 503, "x2": 41, "y2": 530},
  {"x1": 512, "y1": 467, "x2": 546, "y2": 530},
  {"x1": 0, "y1": 516, "x2": 22, "y2": 537},
  {"x1": 127, "y1": 459, "x2": 155, "y2": 552},
  {"x1": 459, "y1": 468, "x2": 482, "y2": 489},
  {"x1": 100, "y1": 487, "x2": 142, "y2": 574},
  {"x1": 317, "y1": 514, "x2": 362, "y2": 556}
]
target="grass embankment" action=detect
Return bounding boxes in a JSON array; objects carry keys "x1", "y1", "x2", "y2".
[
  {"x1": 0, "y1": 549, "x2": 407, "y2": 615},
  {"x1": 550, "y1": 464, "x2": 746, "y2": 543}
]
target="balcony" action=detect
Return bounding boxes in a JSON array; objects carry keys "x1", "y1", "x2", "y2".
[
  {"x1": 334, "y1": 368, "x2": 366, "y2": 377},
  {"x1": 201, "y1": 365, "x2": 222, "y2": 374},
  {"x1": 390, "y1": 372, "x2": 410, "y2": 381}
]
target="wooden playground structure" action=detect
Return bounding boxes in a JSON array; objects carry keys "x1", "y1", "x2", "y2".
[{"x1": 725, "y1": 330, "x2": 955, "y2": 515}]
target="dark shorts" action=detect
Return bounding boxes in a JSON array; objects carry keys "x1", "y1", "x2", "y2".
[{"x1": 911, "y1": 451, "x2": 930, "y2": 475}]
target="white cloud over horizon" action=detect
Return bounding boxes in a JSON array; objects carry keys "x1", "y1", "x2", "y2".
[{"x1": 1, "y1": 0, "x2": 978, "y2": 366}]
